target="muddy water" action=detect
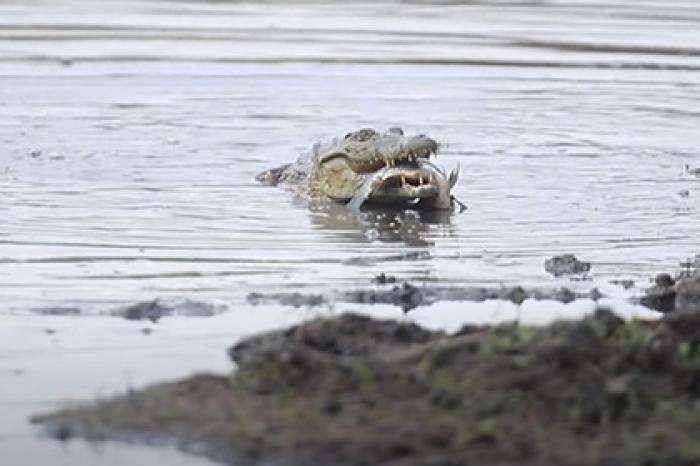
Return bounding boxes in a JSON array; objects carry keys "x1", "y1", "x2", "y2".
[
  {"x1": 2, "y1": 63, "x2": 698, "y2": 312},
  {"x1": 1, "y1": 0, "x2": 700, "y2": 465}
]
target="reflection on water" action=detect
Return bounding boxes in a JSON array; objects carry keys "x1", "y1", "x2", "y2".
[{"x1": 309, "y1": 201, "x2": 455, "y2": 247}]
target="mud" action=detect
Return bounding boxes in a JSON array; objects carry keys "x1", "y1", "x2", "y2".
[
  {"x1": 248, "y1": 281, "x2": 601, "y2": 313},
  {"x1": 639, "y1": 256, "x2": 700, "y2": 314},
  {"x1": 33, "y1": 308, "x2": 700, "y2": 466},
  {"x1": 112, "y1": 299, "x2": 222, "y2": 322}
]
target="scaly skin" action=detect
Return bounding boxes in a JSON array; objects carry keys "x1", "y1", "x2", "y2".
[{"x1": 256, "y1": 127, "x2": 459, "y2": 210}]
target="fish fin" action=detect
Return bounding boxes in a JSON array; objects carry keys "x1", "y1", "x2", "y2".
[
  {"x1": 451, "y1": 195, "x2": 467, "y2": 213},
  {"x1": 448, "y1": 164, "x2": 460, "y2": 189}
]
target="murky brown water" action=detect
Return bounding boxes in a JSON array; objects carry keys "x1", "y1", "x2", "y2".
[{"x1": 1, "y1": 0, "x2": 699, "y2": 464}]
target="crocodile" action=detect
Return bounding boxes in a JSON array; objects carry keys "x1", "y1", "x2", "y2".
[{"x1": 255, "y1": 127, "x2": 462, "y2": 210}]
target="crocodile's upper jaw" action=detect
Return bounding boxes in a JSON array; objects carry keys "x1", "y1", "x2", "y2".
[{"x1": 320, "y1": 128, "x2": 439, "y2": 175}]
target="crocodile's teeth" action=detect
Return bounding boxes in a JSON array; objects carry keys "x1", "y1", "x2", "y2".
[
  {"x1": 419, "y1": 176, "x2": 424, "y2": 185},
  {"x1": 401, "y1": 175, "x2": 407, "y2": 186}
]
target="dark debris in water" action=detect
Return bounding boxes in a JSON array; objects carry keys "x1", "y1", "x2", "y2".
[
  {"x1": 343, "y1": 251, "x2": 431, "y2": 266},
  {"x1": 31, "y1": 300, "x2": 225, "y2": 321},
  {"x1": 372, "y1": 272, "x2": 398, "y2": 284},
  {"x1": 117, "y1": 300, "x2": 175, "y2": 322},
  {"x1": 248, "y1": 280, "x2": 601, "y2": 313},
  {"x1": 685, "y1": 164, "x2": 700, "y2": 177},
  {"x1": 610, "y1": 279, "x2": 635, "y2": 290},
  {"x1": 544, "y1": 254, "x2": 591, "y2": 277},
  {"x1": 111, "y1": 299, "x2": 223, "y2": 322},
  {"x1": 247, "y1": 292, "x2": 327, "y2": 308},
  {"x1": 32, "y1": 307, "x2": 82, "y2": 316},
  {"x1": 343, "y1": 282, "x2": 426, "y2": 313}
]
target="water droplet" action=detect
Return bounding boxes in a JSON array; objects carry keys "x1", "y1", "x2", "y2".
[{"x1": 364, "y1": 229, "x2": 380, "y2": 241}]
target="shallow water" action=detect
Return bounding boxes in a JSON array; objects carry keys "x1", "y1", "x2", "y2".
[
  {"x1": 1, "y1": 0, "x2": 700, "y2": 465},
  {"x1": 2, "y1": 63, "x2": 698, "y2": 313}
]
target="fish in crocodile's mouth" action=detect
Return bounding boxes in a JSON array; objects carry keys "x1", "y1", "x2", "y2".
[{"x1": 347, "y1": 159, "x2": 460, "y2": 210}]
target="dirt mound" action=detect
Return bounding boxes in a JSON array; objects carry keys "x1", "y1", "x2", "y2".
[{"x1": 34, "y1": 310, "x2": 700, "y2": 466}]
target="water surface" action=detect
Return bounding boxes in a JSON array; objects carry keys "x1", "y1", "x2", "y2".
[{"x1": 1, "y1": 1, "x2": 699, "y2": 465}]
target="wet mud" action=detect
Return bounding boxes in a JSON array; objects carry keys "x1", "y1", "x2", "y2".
[
  {"x1": 248, "y1": 282, "x2": 600, "y2": 313},
  {"x1": 34, "y1": 309, "x2": 700, "y2": 466},
  {"x1": 31, "y1": 299, "x2": 228, "y2": 321},
  {"x1": 640, "y1": 255, "x2": 700, "y2": 314}
]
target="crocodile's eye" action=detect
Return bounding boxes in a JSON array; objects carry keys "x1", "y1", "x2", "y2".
[{"x1": 344, "y1": 128, "x2": 376, "y2": 142}]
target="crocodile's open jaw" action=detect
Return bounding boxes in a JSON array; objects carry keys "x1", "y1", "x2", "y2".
[
  {"x1": 346, "y1": 159, "x2": 459, "y2": 210},
  {"x1": 257, "y1": 127, "x2": 461, "y2": 211},
  {"x1": 371, "y1": 164, "x2": 439, "y2": 197},
  {"x1": 316, "y1": 129, "x2": 459, "y2": 210}
]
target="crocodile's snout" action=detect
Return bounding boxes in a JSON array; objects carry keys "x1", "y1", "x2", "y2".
[{"x1": 321, "y1": 129, "x2": 438, "y2": 175}]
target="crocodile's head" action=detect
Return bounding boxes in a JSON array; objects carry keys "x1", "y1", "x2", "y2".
[{"x1": 314, "y1": 128, "x2": 459, "y2": 210}]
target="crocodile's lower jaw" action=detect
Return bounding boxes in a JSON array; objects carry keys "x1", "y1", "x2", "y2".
[{"x1": 366, "y1": 165, "x2": 449, "y2": 207}]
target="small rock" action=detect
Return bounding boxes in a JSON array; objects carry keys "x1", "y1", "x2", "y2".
[
  {"x1": 640, "y1": 273, "x2": 676, "y2": 313},
  {"x1": 373, "y1": 273, "x2": 397, "y2": 285},
  {"x1": 675, "y1": 277, "x2": 700, "y2": 313},
  {"x1": 685, "y1": 164, "x2": 700, "y2": 177},
  {"x1": 119, "y1": 300, "x2": 174, "y2": 322},
  {"x1": 544, "y1": 254, "x2": 591, "y2": 277},
  {"x1": 610, "y1": 279, "x2": 635, "y2": 290},
  {"x1": 655, "y1": 273, "x2": 675, "y2": 287}
]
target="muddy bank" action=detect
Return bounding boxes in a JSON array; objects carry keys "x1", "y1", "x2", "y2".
[
  {"x1": 640, "y1": 255, "x2": 700, "y2": 314},
  {"x1": 248, "y1": 277, "x2": 602, "y2": 313},
  {"x1": 34, "y1": 308, "x2": 700, "y2": 466}
]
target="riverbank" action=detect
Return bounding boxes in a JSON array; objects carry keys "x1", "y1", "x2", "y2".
[{"x1": 35, "y1": 306, "x2": 700, "y2": 466}]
